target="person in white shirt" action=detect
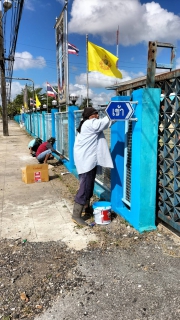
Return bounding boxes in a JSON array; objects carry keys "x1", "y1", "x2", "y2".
[{"x1": 72, "y1": 107, "x2": 114, "y2": 226}]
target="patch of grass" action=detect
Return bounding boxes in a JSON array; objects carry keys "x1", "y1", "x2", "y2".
[
  {"x1": 120, "y1": 219, "x2": 130, "y2": 227},
  {"x1": 101, "y1": 228, "x2": 108, "y2": 233},
  {"x1": 89, "y1": 240, "x2": 97, "y2": 245},
  {"x1": 74, "y1": 224, "x2": 84, "y2": 229}
]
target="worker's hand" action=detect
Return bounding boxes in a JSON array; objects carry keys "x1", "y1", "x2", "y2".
[{"x1": 109, "y1": 120, "x2": 116, "y2": 128}]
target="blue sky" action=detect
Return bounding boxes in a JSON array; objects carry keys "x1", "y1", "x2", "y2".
[{"x1": 4, "y1": 0, "x2": 180, "y2": 107}]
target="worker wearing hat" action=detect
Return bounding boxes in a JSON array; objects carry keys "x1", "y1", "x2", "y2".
[{"x1": 72, "y1": 107, "x2": 114, "y2": 226}]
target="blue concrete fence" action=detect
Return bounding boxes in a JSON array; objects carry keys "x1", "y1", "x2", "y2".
[{"x1": 14, "y1": 88, "x2": 161, "y2": 232}]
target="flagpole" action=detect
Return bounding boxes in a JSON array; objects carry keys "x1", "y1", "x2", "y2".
[
  {"x1": 116, "y1": 26, "x2": 119, "y2": 62},
  {"x1": 115, "y1": 26, "x2": 119, "y2": 85},
  {"x1": 46, "y1": 84, "x2": 48, "y2": 113},
  {"x1": 46, "y1": 81, "x2": 48, "y2": 113},
  {"x1": 64, "y1": 0, "x2": 69, "y2": 111},
  {"x1": 86, "y1": 34, "x2": 89, "y2": 108},
  {"x1": 31, "y1": 80, "x2": 35, "y2": 112}
]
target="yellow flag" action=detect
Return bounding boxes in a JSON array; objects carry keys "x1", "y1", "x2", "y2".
[
  {"x1": 88, "y1": 41, "x2": 122, "y2": 78},
  {"x1": 23, "y1": 85, "x2": 28, "y2": 109},
  {"x1": 35, "y1": 94, "x2": 41, "y2": 107}
]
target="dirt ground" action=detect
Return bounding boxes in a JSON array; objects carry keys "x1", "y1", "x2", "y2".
[{"x1": 0, "y1": 160, "x2": 180, "y2": 320}]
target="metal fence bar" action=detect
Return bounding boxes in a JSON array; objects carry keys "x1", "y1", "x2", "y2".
[
  {"x1": 55, "y1": 112, "x2": 69, "y2": 159},
  {"x1": 39, "y1": 114, "x2": 43, "y2": 141},
  {"x1": 122, "y1": 120, "x2": 132, "y2": 207},
  {"x1": 44, "y1": 113, "x2": 52, "y2": 141},
  {"x1": 34, "y1": 114, "x2": 38, "y2": 137}
]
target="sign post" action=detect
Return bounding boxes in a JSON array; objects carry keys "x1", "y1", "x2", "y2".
[{"x1": 105, "y1": 101, "x2": 135, "y2": 121}]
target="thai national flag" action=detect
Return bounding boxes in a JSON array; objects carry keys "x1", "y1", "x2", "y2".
[
  {"x1": 68, "y1": 43, "x2": 79, "y2": 55},
  {"x1": 30, "y1": 98, "x2": 36, "y2": 106},
  {"x1": 46, "y1": 82, "x2": 58, "y2": 98}
]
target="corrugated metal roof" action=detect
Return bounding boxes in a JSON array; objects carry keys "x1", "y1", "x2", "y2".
[{"x1": 105, "y1": 69, "x2": 180, "y2": 92}]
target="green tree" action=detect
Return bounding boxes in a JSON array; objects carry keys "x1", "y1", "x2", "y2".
[
  {"x1": 7, "y1": 86, "x2": 46, "y2": 116},
  {"x1": 0, "y1": 86, "x2": 59, "y2": 118},
  {"x1": 79, "y1": 98, "x2": 93, "y2": 110}
]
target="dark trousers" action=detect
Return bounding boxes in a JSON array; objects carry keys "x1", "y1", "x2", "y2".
[{"x1": 75, "y1": 166, "x2": 97, "y2": 205}]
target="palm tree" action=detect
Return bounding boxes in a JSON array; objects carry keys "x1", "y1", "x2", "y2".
[{"x1": 79, "y1": 98, "x2": 93, "y2": 110}]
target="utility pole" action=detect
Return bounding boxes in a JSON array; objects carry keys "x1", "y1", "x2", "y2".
[{"x1": 0, "y1": 0, "x2": 8, "y2": 135}]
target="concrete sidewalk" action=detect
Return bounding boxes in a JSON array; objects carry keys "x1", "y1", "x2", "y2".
[{"x1": 0, "y1": 120, "x2": 97, "y2": 250}]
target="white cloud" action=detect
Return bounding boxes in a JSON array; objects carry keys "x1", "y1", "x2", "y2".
[
  {"x1": 75, "y1": 71, "x2": 130, "y2": 89},
  {"x1": 74, "y1": 69, "x2": 144, "y2": 90},
  {"x1": 69, "y1": 82, "x2": 115, "y2": 108},
  {"x1": 9, "y1": 81, "x2": 48, "y2": 100},
  {"x1": 90, "y1": 91, "x2": 115, "y2": 108},
  {"x1": 14, "y1": 52, "x2": 46, "y2": 70},
  {"x1": 10, "y1": 82, "x2": 24, "y2": 100},
  {"x1": 69, "y1": 67, "x2": 141, "y2": 107},
  {"x1": 68, "y1": 67, "x2": 147, "y2": 107},
  {"x1": 69, "y1": 0, "x2": 180, "y2": 46}
]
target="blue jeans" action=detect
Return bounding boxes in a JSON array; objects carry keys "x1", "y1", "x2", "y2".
[{"x1": 37, "y1": 149, "x2": 52, "y2": 162}]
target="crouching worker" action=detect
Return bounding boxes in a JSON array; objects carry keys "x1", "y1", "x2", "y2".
[
  {"x1": 28, "y1": 137, "x2": 42, "y2": 157},
  {"x1": 72, "y1": 107, "x2": 114, "y2": 227},
  {"x1": 36, "y1": 137, "x2": 59, "y2": 163}
]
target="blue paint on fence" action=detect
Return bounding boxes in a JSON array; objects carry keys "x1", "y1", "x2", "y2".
[{"x1": 14, "y1": 89, "x2": 161, "y2": 233}]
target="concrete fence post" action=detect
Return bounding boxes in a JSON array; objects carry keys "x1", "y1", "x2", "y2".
[
  {"x1": 51, "y1": 108, "x2": 58, "y2": 149},
  {"x1": 66, "y1": 105, "x2": 79, "y2": 172},
  {"x1": 110, "y1": 89, "x2": 161, "y2": 232}
]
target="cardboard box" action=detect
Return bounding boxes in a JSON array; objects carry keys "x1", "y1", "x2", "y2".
[{"x1": 21, "y1": 164, "x2": 49, "y2": 184}]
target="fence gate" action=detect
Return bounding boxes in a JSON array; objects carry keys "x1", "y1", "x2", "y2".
[
  {"x1": 156, "y1": 73, "x2": 180, "y2": 232},
  {"x1": 147, "y1": 41, "x2": 180, "y2": 233}
]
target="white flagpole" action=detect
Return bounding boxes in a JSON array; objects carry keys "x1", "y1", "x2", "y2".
[
  {"x1": 116, "y1": 26, "x2": 119, "y2": 61},
  {"x1": 115, "y1": 26, "x2": 119, "y2": 85},
  {"x1": 86, "y1": 34, "x2": 89, "y2": 108},
  {"x1": 47, "y1": 85, "x2": 48, "y2": 113}
]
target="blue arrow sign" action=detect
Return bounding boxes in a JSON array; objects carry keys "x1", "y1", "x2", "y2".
[{"x1": 105, "y1": 101, "x2": 134, "y2": 121}]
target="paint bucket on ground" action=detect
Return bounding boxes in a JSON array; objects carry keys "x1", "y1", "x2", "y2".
[{"x1": 92, "y1": 201, "x2": 111, "y2": 225}]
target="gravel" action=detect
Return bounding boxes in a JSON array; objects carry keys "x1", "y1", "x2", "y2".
[{"x1": 1, "y1": 162, "x2": 180, "y2": 320}]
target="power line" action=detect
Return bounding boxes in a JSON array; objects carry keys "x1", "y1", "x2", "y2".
[
  {"x1": 13, "y1": 55, "x2": 147, "y2": 70},
  {"x1": 4, "y1": 0, "x2": 25, "y2": 102}
]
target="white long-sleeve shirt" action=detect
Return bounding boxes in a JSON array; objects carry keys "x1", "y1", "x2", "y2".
[{"x1": 74, "y1": 116, "x2": 113, "y2": 174}]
